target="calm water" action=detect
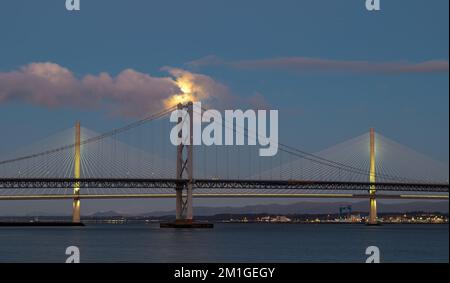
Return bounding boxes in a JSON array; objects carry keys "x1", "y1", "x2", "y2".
[{"x1": 0, "y1": 223, "x2": 448, "y2": 263}]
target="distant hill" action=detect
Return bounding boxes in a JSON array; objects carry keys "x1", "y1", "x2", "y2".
[
  {"x1": 9, "y1": 201, "x2": 448, "y2": 218},
  {"x1": 89, "y1": 210, "x2": 126, "y2": 217},
  {"x1": 141, "y1": 201, "x2": 449, "y2": 217}
]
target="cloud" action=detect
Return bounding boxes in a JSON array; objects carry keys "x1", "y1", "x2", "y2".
[
  {"x1": 165, "y1": 67, "x2": 271, "y2": 110},
  {"x1": 0, "y1": 62, "x2": 244, "y2": 117},
  {"x1": 162, "y1": 66, "x2": 231, "y2": 107},
  {"x1": 186, "y1": 55, "x2": 225, "y2": 68},
  {"x1": 187, "y1": 56, "x2": 449, "y2": 74}
]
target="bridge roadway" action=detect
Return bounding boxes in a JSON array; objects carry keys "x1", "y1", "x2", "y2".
[
  {"x1": 0, "y1": 178, "x2": 448, "y2": 200},
  {"x1": 0, "y1": 193, "x2": 447, "y2": 201},
  {"x1": 0, "y1": 178, "x2": 448, "y2": 191}
]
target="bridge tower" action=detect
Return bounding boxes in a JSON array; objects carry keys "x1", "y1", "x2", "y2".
[
  {"x1": 72, "y1": 121, "x2": 81, "y2": 223},
  {"x1": 175, "y1": 102, "x2": 194, "y2": 223},
  {"x1": 368, "y1": 128, "x2": 378, "y2": 225}
]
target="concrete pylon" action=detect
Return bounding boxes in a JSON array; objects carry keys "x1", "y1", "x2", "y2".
[
  {"x1": 368, "y1": 128, "x2": 378, "y2": 225},
  {"x1": 72, "y1": 121, "x2": 81, "y2": 223}
]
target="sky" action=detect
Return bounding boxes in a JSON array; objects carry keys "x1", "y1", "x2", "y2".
[{"x1": 0, "y1": 0, "x2": 448, "y2": 215}]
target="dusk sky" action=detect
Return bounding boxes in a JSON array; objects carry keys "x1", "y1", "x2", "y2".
[{"x1": 0, "y1": 1, "x2": 448, "y2": 215}]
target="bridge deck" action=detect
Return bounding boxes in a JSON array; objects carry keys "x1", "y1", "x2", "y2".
[
  {"x1": 0, "y1": 178, "x2": 448, "y2": 192},
  {"x1": 0, "y1": 193, "x2": 447, "y2": 201}
]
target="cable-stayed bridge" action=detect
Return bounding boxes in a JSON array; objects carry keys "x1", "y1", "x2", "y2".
[{"x1": 0, "y1": 103, "x2": 448, "y2": 225}]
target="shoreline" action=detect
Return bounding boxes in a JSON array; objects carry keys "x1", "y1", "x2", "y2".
[{"x1": 1, "y1": 221, "x2": 446, "y2": 226}]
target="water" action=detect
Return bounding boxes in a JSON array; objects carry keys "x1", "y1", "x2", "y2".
[{"x1": 0, "y1": 224, "x2": 448, "y2": 263}]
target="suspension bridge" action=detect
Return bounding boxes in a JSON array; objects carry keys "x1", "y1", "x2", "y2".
[{"x1": 0, "y1": 102, "x2": 448, "y2": 225}]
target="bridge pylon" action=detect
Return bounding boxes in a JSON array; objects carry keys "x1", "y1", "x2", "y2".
[
  {"x1": 368, "y1": 128, "x2": 378, "y2": 225},
  {"x1": 72, "y1": 121, "x2": 81, "y2": 223},
  {"x1": 175, "y1": 102, "x2": 194, "y2": 223}
]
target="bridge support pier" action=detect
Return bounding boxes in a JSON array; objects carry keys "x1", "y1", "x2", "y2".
[
  {"x1": 368, "y1": 128, "x2": 378, "y2": 225},
  {"x1": 72, "y1": 121, "x2": 81, "y2": 223},
  {"x1": 165, "y1": 102, "x2": 212, "y2": 228},
  {"x1": 175, "y1": 102, "x2": 194, "y2": 224}
]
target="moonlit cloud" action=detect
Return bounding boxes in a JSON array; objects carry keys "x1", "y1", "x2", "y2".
[{"x1": 162, "y1": 66, "x2": 231, "y2": 108}]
